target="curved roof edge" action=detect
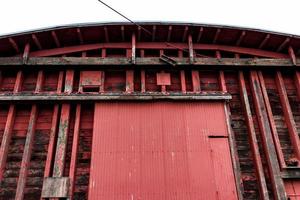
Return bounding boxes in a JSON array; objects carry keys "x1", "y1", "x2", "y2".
[{"x1": 0, "y1": 21, "x2": 299, "y2": 39}]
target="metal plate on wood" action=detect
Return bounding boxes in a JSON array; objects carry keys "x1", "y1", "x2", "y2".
[
  {"x1": 41, "y1": 177, "x2": 70, "y2": 198},
  {"x1": 89, "y1": 102, "x2": 237, "y2": 200},
  {"x1": 156, "y1": 72, "x2": 171, "y2": 85}
]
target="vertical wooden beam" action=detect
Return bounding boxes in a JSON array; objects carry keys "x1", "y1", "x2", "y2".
[
  {"x1": 131, "y1": 33, "x2": 136, "y2": 64},
  {"x1": 126, "y1": 70, "x2": 134, "y2": 93},
  {"x1": 76, "y1": 28, "x2": 84, "y2": 44},
  {"x1": 196, "y1": 27, "x2": 204, "y2": 43},
  {"x1": 16, "y1": 69, "x2": 45, "y2": 200},
  {"x1": 0, "y1": 105, "x2": 16, "y2": 183},
  {"x1": 43, "y1": 105, "x2": 60, "y2": 178},
  {"x1": 64, "y1": 70, "x2": 74, "y2": 94},
  {"x1": 101, "y1": 48, "x2": 106, "y2": 58},
  {"x1": 216, "y1": 51, "x2": 227, "y2": 92},
  {"x1": 0, "y1": 70, "x2": 23, "y2": 182},
  {"x1": 167, "y1": 26, "x2": 172, "y2": 42},
  {"x1": 0, "y1": 71, "x2": 2, "y2": 88},
  {"x1": 121, "y1": 26, "x2": 125, "y2": 42},
  {"x1": 288, "y1": 46, "x2": 297, "y2": 65},
  {"x1": 250, "y1": 71, "x2": 287, "y2": 200},
  {"x1": 275, "y1": 71, "x2": 300, "y2": 163},
  {"x1": 182, "y1": 26, "x2": 188, "y2": 42},
  {"x1": 152, "y1": 25, "x2": 156, "y2": 42},
  {"x1": 258, "y1": 71, "x2": 286, "y2": 168},
  {"x1": 35, "y1": 70, "x2": 44, "y2": 93},
  {"x1": 191, "y1": 70, "x2": 200, "y2": 93},
  {"x1": 100, "y1": 49, "x2": 106, "y2": 93},
  {"x1": 221, "y1": 50, "x2": 243, "y2": 199},
  {"x1": 15, "y1": 105, "x2": 38, "y2": 200},
  {"x1": 188, "y1": 34, "x2": 194, "y2": 64},
  {"x1": 238, "y1": 71, "x2": 270, "y2": 200},
  {"x1": 42, "y1": 71, "x2": 64, "y2": 195},
  {"x1": 178, "y1": 50, "x2": 186, "y2": 93},
  {"x1": 224, "y1": 101, "x2": 244, "y2": 200},
  {"x1": 23, "y1": 43, "x2": 30, "y2": 64},
  {"x1": 213, "y1": 28, "x2": 221, "y2": 44},
  {"x1": 52, "y1": 70, "x2": 74, "y2": 178},
  {"x1": 69, "y1": 104, "x2": 81, "y2": 200},
  {"x1": 294, "y1": 71, "x2": 300, "y2": 101},
  {"x1": 104, "y1": 26, "x2": 109, "y2": 43},
  {"x1": 140, "y1": 50, "x2": 146, "y2": 93},
  {"x1": 52, "y1": 104, "x2": 71, "y2": 178}
]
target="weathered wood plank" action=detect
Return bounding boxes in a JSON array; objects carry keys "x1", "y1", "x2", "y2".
[
  {"x1": 239, "y1": 71, "x2": 270, "y2": 200},
  {"x1": 0, "y1": 93, "x2": 232, "y2": 101},
  {"x1": 41, "y1": 177, "x2": 70, "y2": 198},
  {"x1": 249, "y1": 71, "x2": 287, "y2": 200},
  {"x1": 0, "y1": 57, "x2": 299, "y2": 67}
]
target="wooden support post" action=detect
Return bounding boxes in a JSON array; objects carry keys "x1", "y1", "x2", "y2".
[
  {"x1": 126, "y1": 70, "x2": 134, "y2": 93},
  {"x1": 140, "y1": 50, "x2": 146, "y2": 93},
  {"x1": 64, "y1": 70, "x2": 74, "y2": 94},
  {"x1": 224, "y1": 102, "x2": 244, "y2": 200},
  {"x1": 288, "y1": 46, "x2": 297, "y2": 65},
  {"x1": 0, "y1": 105, "x2": 16, "y2": 183},
  {"x1": 35, "y1": 70, "x2": 44, "y2": 93},
  {"x1": 191, "y1": 70, "x2": 200, "y2": 93},
  {"x1": 188, "y1": 34, "x2": 194, "y2": 64},
  {"x1": 16, "y1": 70, "x2": 44, "y2": 200},
  {"x1": 216, "y1": 51, "x2": 227, "y2": 92},
  {"x1": 275, "y1": 71, "x2": 300, "y2": 163},
  {"x1": 132, "y1": 33, "x2": 136, "y2": 64},
  {"x1": 43, "y1": 71, "x2": 64, "y2": 179},
  {"x1": 52, "y1": 70, "x2": 74, "y2": 178},
  {"x1": 178, "y1": 50, "x2": 186, "y2": 93},
  {"x1": 15, "y1": 105, "x2": 38, "y2": 200},
  {"x1": 220, "y1": 53, "x2": 244, "y2": 199},
  {"x1": 0, "y1": 71, "x2": 2, "y2": 88},
  {"x1": 0, "y1": 70, "x2": 23, "y2": 182},
  {"x1": 239, "y1": 71, "x2": 270, "y2": 200},
  {"x1": 294, "y1": 71, "x2": 300, "y2": 101},
  {"x1": 69, "y1": 104, "x2": 81, "y2": 199},
  {"x1": 180, "y1": 71, "x2": 186, "y2": 94},
  {"x1": 23, "y1": 43, "x2": 30, "y2": 64},
  {"x1": 258, "y1": 71, "x2": 286, "y2": 168},
  {"x1": 52, "y1": 104, "x2": 71, "y2": 177},
  {"x1": 43, "y1": 105, "x2": 60, "y2": 178},
  {"x1": 250, "y1": 71, "x2": 287, "y2": 200},
  {"x1": 101, "y1": 48, "x2": 106, "y2": 58},
  {"x1": 141, "y1": 70, "x2": 146, "y2": 93}
]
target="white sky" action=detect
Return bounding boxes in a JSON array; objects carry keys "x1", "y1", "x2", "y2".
[{"x1": 0, "y1": 0, "x2": 299, "y2": 36}]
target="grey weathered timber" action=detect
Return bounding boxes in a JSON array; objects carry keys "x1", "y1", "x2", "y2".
[
  {"x1": 41, "y1": 177, "x2": 70, "y2": 198},
  {"x1": 0, "y1": 57, "x2": 298, "y2": 67},
  {"x1": 0, "y1": 92, "x2": 231, "y2": 101}
]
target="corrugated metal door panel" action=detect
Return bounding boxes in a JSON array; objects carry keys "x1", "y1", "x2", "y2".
[
  {"x1": 89, "y1": 102, "x2": 237, "y2": 200},
  {"x1": 209, "y1": 138, "x2": 238, "y2": 199}
]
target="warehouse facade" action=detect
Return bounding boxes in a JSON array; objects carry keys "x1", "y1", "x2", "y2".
[{"x1": 0, "y1": 22, "x2": 299, "y2": 199}]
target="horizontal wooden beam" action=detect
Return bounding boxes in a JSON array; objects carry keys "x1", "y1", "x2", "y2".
[
  {"x1": 281, "y1": 168, "x2": 300, "y2": 179},
  {"x1": 0, "y1": 92, "x2": 231, "y2": 101},
  {"x1": 0, "y1": 57, "x2": 298, "y2": 67},
  {"x1": 25, "y1": 42, "x2": 289, "y2": 58}
]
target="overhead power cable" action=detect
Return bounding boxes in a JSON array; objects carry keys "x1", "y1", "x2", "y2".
[
  {"x1": 96, "y1": 0, "x2": 209, "y2": 58},
  {"x1": 97, "y1": 0, "x2": 152, "y2": 35}
]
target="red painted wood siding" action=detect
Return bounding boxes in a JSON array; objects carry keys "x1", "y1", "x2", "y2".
[{"x1": 89, "y1": 102, "x2": 237, "y2": 200}]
